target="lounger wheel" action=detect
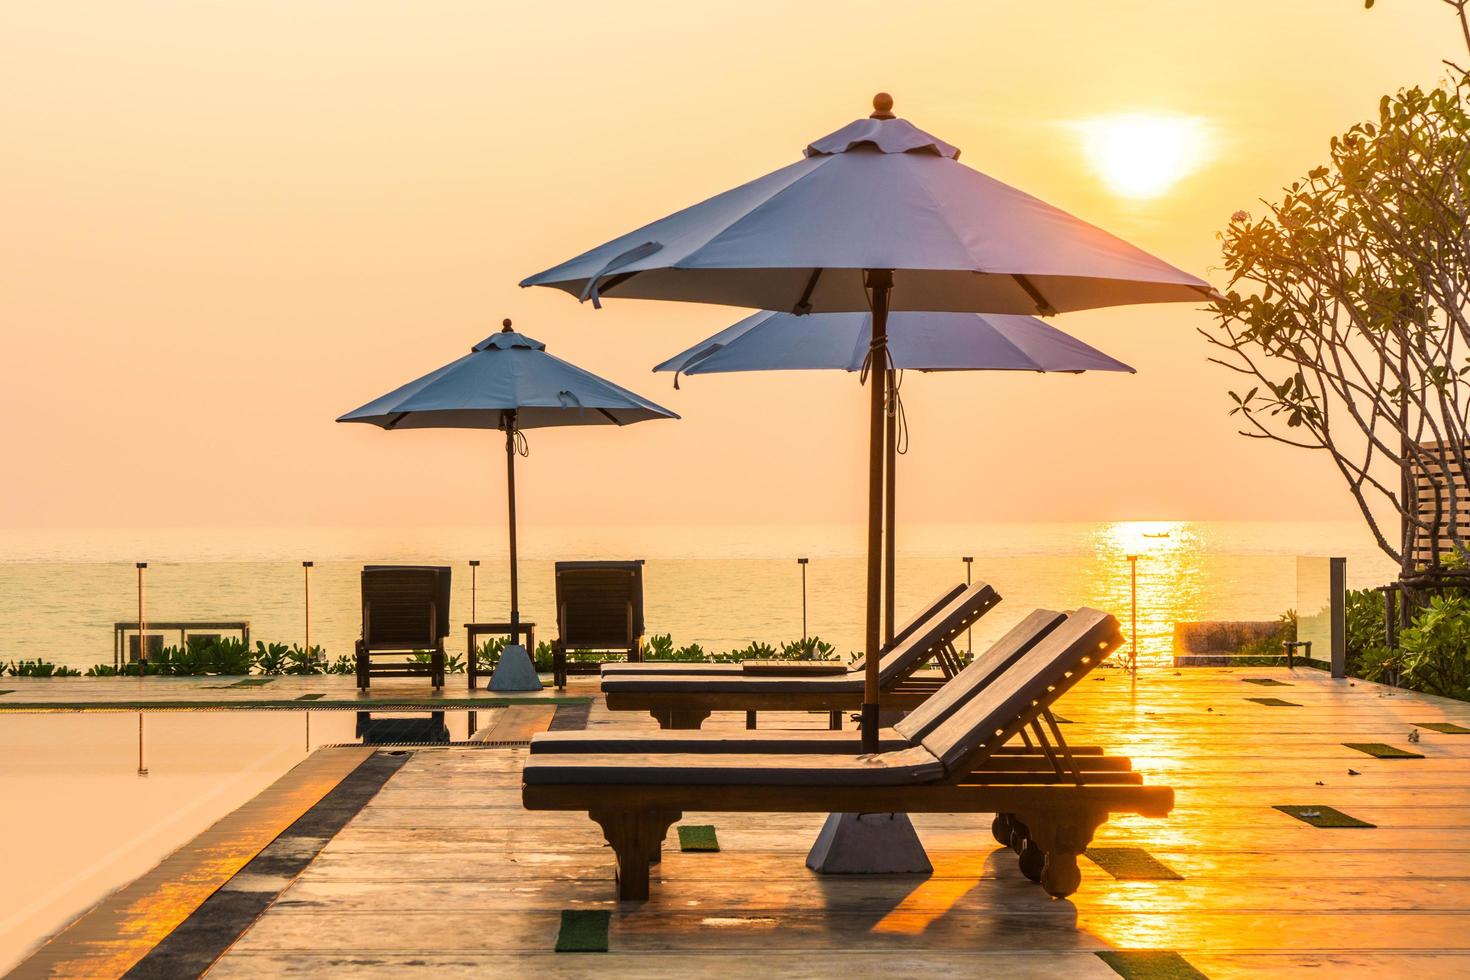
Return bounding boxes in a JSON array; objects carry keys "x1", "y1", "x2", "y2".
[
  {"x1": 991, "y1": 813, "x2": 1012, "y2": 846},
  {"x1": 1018, "y1": 840, "x2": 1045, "y2": 883},
  {"x1": 1009, "y1": 818, "x2": 1029, "y2": 855},
  {"x1": 1040, "y1": 854, "x2": 1083, "y2": 899}
]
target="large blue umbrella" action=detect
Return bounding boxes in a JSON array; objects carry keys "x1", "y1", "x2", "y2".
[
  {"x1": 523, "y1": 93, "x2": 1208, "y2": 749},
  {"x1": 339, "y1": 321, "x2": 678, "y2": 689},
  {"x1": 655, "y1": 310, "x2": 1134, "y2": 640}
]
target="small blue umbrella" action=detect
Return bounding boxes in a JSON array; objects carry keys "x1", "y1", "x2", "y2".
[
  {"x1": 654, "y1": 310, "x2": 1133, "y2": 642},
  {"x1": 340, "y1": 321, "x2": 678, "y2": 687},
  {"x1": 655, "y1": 310, "x2": 1134, "y2": 378}
]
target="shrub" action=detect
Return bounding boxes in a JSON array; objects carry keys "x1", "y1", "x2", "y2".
[
  {"x1": 253, "y1": 641, "x2": 291, "y2": 675},
  {"x1": 643, "y1": 634, "x2": 675, "y2": 659},
  {"x1": 778, "y1": 637, "x2": 837, "y2": 660},
  {"x1": 325, "y1": 654, "x2": 355, "y2": 675},
  {"x1": 533, "y1": 641, "x2": 555, "y2": 672},
  {"x1": 86, "y1": 664, "x2": 119, "y2": 677},
  {"x1": 284, "y1": 644, "x2": 325, "y2": 675},
  {"x1": 1395, "y1": 594, "x2": 1470, "y2": 700},
  {"x1": 6, "y1": 659, "x2": 64, "y2": 677}
]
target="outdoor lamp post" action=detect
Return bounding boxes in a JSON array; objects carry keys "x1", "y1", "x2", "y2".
[
  {"x1": 797, "y1": 557, "x2": 809, "y2": 641},
  {"x1": 136, "y1": 562, "x2": 147, "y2": 672},
  {"x1": 469, "y1": 559, "x2": 480, "y2": 621},
  {"x1": 963, "y1": 556, "x2": 973, "y2": 658},
  {"x1": 1127, "y1": 554, "x2": 1140, "y2": 674},
  {"x1": 302, "y1": 561, "x2": 313, "y2": 662}
]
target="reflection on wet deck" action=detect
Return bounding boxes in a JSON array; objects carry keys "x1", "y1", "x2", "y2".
[{"x1": 188, "y1": 667, "x2": 1470, "y2": 977}]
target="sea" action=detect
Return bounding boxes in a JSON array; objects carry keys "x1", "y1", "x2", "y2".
[{"x1": 0, "y1": 521, "x2": 1398, "y2": 671}]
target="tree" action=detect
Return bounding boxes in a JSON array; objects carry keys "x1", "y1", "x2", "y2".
[{"x1": 1204, "y1": 1, "x2": 1470, "y2": 579}]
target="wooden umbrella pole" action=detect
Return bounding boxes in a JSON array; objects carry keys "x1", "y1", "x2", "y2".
[
  {"x1": 862, "y1": 269, "x2": 893, "y2": 753},
  {"x1": 504, "y1": 411, "x2": 521, "y2": 647},
  {"x1": 884, "y1": 366, "x2": 898, "y2": 647}
]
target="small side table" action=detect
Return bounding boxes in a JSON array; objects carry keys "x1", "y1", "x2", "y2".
[{"x1": 465, "y1": 621, "x2": 537, "y2": 690}]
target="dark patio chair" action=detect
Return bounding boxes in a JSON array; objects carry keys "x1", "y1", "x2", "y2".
[
  {"x1": 355, "y1": 565, "x2": 451, "y2": 690},
  {"x1": 551, "y1": 560, "x2": 645, "y2": 687}
]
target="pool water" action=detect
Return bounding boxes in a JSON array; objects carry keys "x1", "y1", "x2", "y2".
[{"x1": 0, "y1": 709, "x2": 490, "y2": 973}]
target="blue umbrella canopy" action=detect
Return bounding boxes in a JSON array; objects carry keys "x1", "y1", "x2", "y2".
[
  {"x1": 654, "y1": 311, "x2": 1135, "y2": 377},
  {"x1": 338, "y1": 324, "x2": 679, "y2": 430},
  {"x1": 520, "y1": 96, "x2": 1211, "y2": 315}
]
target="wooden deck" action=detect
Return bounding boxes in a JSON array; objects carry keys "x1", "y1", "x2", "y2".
[
  {"x1": 0, "y1": 674, "x2": 585, "y2": 711},
  {"x1": 76, "y1": 668, "x2": 1470, "y2": 977}
]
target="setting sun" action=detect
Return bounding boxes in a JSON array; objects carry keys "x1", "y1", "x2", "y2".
[{"x1": 1073, "y1": 112, "x2": 1214, "y2": 199}]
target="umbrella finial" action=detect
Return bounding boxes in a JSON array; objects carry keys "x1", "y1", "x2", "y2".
[
  {"x1": 870, "y1": 92, "x2": 894, "y2": 120},
  {"x1": 502, "y1": 318, "x2": 514, "y2": 332}
]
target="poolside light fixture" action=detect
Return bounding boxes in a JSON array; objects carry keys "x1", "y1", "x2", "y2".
[
  {"x1": 797, "y1": 557, "x2": 809, "y2": 641},
  {"x1": 469, "y1": 559, "x2": 480, "y2": 621},
  {"x1": 135, "y1": 562, "x2": 148, "y2": 673},
  {"x1": 524, "y1": 93, "x2": 1211, "y2": 752},
  {"x1": 1127, "y1": 554, "x2": 1140, "y2": 674},
  {"x1": 338, "y1": 320, "x2": 678, "y2": 691},
  {"x1": 963, "y1": 556, "x2": 974, "y2": 658},
  {"x1": 302, "y1": 561, "x2": 313, "y2": 663}
]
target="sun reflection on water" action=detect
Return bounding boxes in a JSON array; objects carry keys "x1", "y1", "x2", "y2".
[{"x1": 1085, "y1": 521, "x2": 1203, "y2": 668}]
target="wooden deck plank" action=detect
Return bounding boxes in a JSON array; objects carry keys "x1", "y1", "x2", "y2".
[{"x1": 87, "y1": 666, "x2": 1467, "y2": 975}]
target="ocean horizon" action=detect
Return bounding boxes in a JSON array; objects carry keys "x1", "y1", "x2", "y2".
[{"x1": 0, "y1": 520, "x2": 1398, "y2": 671}]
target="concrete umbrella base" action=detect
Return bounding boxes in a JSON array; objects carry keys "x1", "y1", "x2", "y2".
[
  {"x1": 489, "y1": 645, "x2": 544, "y2": 692},
  {"x1": 806, "y1": 811, "x2": 933, "y2": 874}
]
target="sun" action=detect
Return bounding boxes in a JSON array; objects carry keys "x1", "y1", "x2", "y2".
[{"x1": 1072, "y1": 112, "x2": 1213, "y2": 200}]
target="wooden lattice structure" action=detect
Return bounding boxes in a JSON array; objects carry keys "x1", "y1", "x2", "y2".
[{"x1": 1409, "y1": 441, "x2": 1470, "y2": 568}]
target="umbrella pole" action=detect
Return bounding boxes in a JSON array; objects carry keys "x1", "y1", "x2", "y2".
[
  {"x1": 883, "y1": 367, "x2": 897, "y2": 647},
  {"x1": 504, "y1": 412, "x2": 521, "y2": 646},
  {"x1": 862, "y1": 269, "x2": 893, "y2": 753}
]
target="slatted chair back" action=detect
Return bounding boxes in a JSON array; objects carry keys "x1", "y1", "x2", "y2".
[
  {"x1": 874, "y1": 580, "x2": 1001, "y2": 688},
  {"x1": 892, "y1": 608, "x2": 1065, "y2": 743},
  {"x1": 851, "y1": 583, "x2": 966, "y2": 670},
  {"x1": 920, "y1": 608, "x2": 1122, "y2": 779},
  {"x1": 555, "y1": 560, "x2": 645, "y2": 650},
  {"x1": 361, "y1": 566, "x2": 450, "y2": 649}
]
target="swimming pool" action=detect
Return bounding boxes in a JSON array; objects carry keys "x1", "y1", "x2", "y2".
[{"x1": 0, "y1": 709, "x2": 491, "y2": 973}]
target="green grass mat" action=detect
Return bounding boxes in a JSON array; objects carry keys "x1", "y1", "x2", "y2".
[
  {"x1": 295, "y1": 693, "x2": 326, "y2": 701},
  {"x1": 0, "y1": 690, "x2": 12, "y2": 697},
  {"x1": 678, "y1": 824, "x2": 720, "y2": 852},
  {"x1": 202, "y1": 678, "x2": 275, "y2": 689},
  {"x1": 1085, "y1": 847, "x2": 1183, "y2": 880},
  {"x1": 1245, "y1": 697, "x2": 1300, "y2": 707},
  {"x1": 1416, "y1": 721, "x2": 1470, "y2": 734},
  {"x1": 554, "y1": 909, "x2": 610, "y2": 953},
  {"x1": 1344, "y1": 742, "x2": 1423, "y2": 759},
  {"x1": 1274, "y1": 804, "x2": 1376, "y2": 828},
  {"x1": 1242, "y1": 677, "x2": 1291, "y2": 686},
  {"x1": 1097, "y1": 950, "x2": 1208, "y2": 979}
]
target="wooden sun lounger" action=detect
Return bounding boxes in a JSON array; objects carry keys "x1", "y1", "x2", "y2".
[
  {"x1": 523, "y1": 608, "x2": 1172, "y2": 901},
  {"x1": 599, "y1": 581, "x2": 1000, "y2": 729},
  {"x1": 599, "y1": 583, "x2": 967, "y2": 677},
  {"x1": 538, "y1": 607, "x2": 1067, "y2": 754}
]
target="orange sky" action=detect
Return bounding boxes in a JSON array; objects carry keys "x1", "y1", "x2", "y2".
[{"x1": 0, "y1": 0, "x2": 1459, "y2": 532}]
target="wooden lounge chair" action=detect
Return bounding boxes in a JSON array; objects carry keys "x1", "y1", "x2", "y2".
[
  {"x1": 523, "y1": 608, "x2": 1171, "y2": 901},
  {"x1": 354, "y1": 565, "x2": 451, "y2": 690},
  {"x1": 551, "y1": 560, "x2": 645, "y2": 687},
  {"x1": 536, "y1": 607, "x2": 1066, "y2": 755},
  {"x1": 599, "y1": 580, "x2": 1000, "y2": 729},
  {"x1": 599, "y1": 583, "x2": 967, "y2": 677}
]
